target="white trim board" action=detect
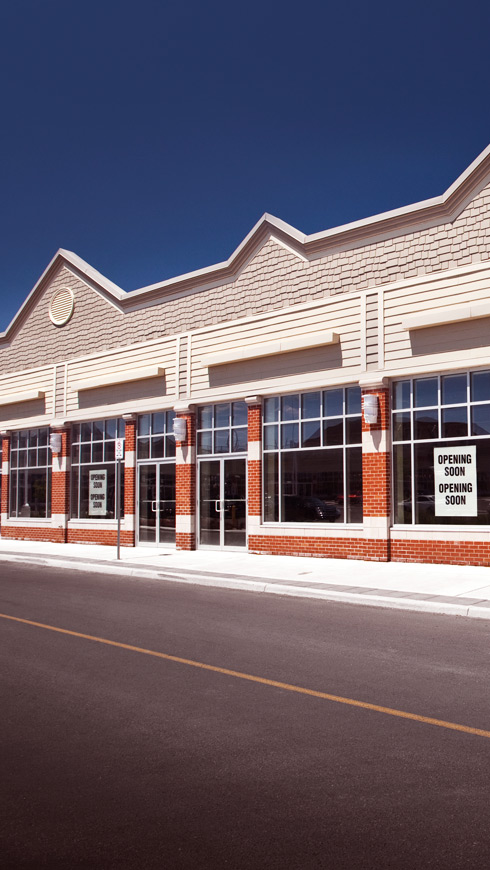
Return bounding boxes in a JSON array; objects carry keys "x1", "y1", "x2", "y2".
[
  {"x1": 0, "y1": 389, "x2": 45, "y2": 407},
  {"x1": 72, "y1": 366, "x2": 165, "y2": 391},
  {"x1": 402, "y1": 301, "x2": 490, "y2": 331},
  {"x1": 201, "y1": 332, "x2": 340, "y2": 367}
]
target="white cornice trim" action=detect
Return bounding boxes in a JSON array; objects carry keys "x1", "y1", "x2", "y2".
[
  {"x1": 201, "y1": 331, "x2": 340, "y2": 368},
  {"x1": 72, "y1": 365, "x2": 165, "y2": 391},
  {"x1": 0, "y1": 389, "x2": 45, "y2": 407},
  {"x1": 358, "y1": 376, "x2": 389, "y2": 390},
  {"x1": 402, "y1": 302, "x2": 490, "y2": 331}
]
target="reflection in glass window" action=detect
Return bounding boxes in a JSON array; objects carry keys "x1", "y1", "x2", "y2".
[
  {"x1": 263, "y1": 397, "x2": 279, "y2": 423},
  {"x1": 393, "y1": 381, "x2": 410, "y2": 410},
  {"x1": 263, "y1": 387, "x2": 362, "y2": 524},
  {"x1": 472, "y1": 405, "x2": 490, "y2": 437},
  {"x1": 471, "y1": 371, "x2": 490, "y2": 403},
  {"x1": 414, "y1": 378, "x2": 438, "y2": 408},
  {"x1": 442, "y1": 374, "x2": 467, "y2": 406},
  {"x1": 9, "y1": 428, "x2": 51, "y2": 518},
  {"x1": 414, "y1": 409, "x2": 438, "y2": 441},
  {"x1": 302, "y1": 392, "x2": 321, "y2": 420},
  {"x1": 442, "y1": 407, "x2": 467, "y2": 438}
]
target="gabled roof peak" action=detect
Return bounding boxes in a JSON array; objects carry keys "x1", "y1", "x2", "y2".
[{"x1": 2, "y1": 144, "x2": 490, "y2": 342}]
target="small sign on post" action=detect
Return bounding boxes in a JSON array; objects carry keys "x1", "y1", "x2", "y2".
[{"x1": 115, "y1": 438, "x2": 124, "y2": 559}]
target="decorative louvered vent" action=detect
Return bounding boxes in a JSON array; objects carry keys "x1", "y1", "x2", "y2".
[{"x1": 49, "y1": 287, "x2": 74, "y2": 326}]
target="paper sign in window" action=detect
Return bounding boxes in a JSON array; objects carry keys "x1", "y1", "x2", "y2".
[
  {"x1": 89, "y1": 469, "x2": 107, "y2": 516},
  {"x1": 434, "y1": 447, "x2": 477, "y2": 516}
]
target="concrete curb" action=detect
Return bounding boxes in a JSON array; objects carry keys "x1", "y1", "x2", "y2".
[{"x1": 2, "y1": 551, "x2": 490, "y2": 620}]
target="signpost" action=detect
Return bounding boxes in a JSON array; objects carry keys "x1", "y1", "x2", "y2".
[
  {"x1": 434, "y1": 446, "x2": 477, "y2": 517},
  {"x1": 115, "y1": 437, "x2": 124, "y2": 559}
]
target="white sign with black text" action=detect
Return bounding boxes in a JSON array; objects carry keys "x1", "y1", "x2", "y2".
[
  {"x1": 89, "y1": 469, "x2": 107, "y2": 516},
  {"x1": 434, "y1": 446, "x2": 477, "y2": 516}
]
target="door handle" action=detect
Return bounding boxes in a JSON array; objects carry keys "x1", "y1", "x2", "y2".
[
  {"x1": 151, "y1": 500, "x2": 158, "y2": 513},
  {"x1": 215, "y1": 500, "x2": 221, "y2": 513}
]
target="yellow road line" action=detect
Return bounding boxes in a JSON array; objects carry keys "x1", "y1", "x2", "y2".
[{"x1": 2, "y1": 610, "x2": 490, "y2": 739}]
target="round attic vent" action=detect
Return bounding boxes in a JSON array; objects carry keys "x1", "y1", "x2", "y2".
[{"x1": 49, "y1": 287, "x2": 74, "y2": 326}]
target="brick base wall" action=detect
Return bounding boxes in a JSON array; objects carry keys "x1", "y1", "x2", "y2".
[
  {"x1": 248, "y1": 535, "x2": 389, "y2": 561},
  {"x1": 176, "y1": 532, "x2": 195, "y2": 550},
  {"x1": 362, "y1": 452, "x2": 390, "y2": 516},
  {"x1": 67, "y1": 528, "x2": 134, "y2": 546},
  {"x1": 391, "y1": 539, "x2": 490, "y2": 567},
  {"x1": 2, "y1": 526, "x2": 65, "y2": 543}
]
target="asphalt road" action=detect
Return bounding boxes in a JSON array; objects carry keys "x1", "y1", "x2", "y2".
[{"x1": 2, "y1": 560, "x2": 490, "y2": 869}]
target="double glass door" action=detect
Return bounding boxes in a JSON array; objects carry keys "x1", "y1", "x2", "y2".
[
  {"x1": 199, "y1": 457, "x2": 247, "y2": 548},
  {"x1": 138, "y1": 462, "x2": 176, "y2": 545}
]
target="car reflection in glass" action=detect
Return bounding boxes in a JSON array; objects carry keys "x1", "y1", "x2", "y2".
[{"x1": 284, "y1": 495, "x2": 340, "y2": 522}]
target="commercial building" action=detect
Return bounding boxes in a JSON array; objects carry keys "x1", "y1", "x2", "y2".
[{"x1": 2, "y1": 147, "x2": 490, "y2": 565}]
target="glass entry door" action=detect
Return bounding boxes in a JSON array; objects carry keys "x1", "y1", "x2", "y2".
[
  {"x1": 138, "y1": 462, "x2": 176, "y2": 545},
  {"x1": 199, "y1": 457, "x2": 247, "y2": 548}
]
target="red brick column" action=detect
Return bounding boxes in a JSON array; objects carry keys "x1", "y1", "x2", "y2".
[
  {"x1": 1, "y1": 434, "x2": 10, "y2": 528},
  {"x1": 174, "y1": 403, "x2": 196, "y2": 550},
  {"x1": 50, "y1": 426, "x2": 71, "y2": 542},
  {"x1": 361, "y1": 378, "x2": 390, "y2": 561},
  {"x1": 123, "y1": 415, "x2": 136, "y2": 547},
  {"x1": 246, "y1": 396, "x2": 262, "y2": 546}
]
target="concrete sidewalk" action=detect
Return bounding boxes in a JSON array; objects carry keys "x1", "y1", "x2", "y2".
[{"x1": 1, "y1": 536, "x2": 490, "y2": 619}]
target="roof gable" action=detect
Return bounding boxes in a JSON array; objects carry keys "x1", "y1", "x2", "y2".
[{"x1": 2, "y1": 144, "x2": 490, "y2": 342}]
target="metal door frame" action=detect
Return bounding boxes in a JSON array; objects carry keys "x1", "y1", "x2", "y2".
[
  {"x1": 197, "y1": 454, "x2": 247, "y2": 550},
  {"x1": 136, "y1": 459, "x2": 176, "y2": 547}
]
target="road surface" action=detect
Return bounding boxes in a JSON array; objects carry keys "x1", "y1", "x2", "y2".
[{"x1": 2, "y1": 560, "x2": 490, "y2": 868}]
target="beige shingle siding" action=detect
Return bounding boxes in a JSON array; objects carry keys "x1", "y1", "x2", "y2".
[{"x1": 2, "y1": 180, "x2": 490, "y2": 377}]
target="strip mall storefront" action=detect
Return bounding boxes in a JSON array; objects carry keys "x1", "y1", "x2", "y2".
[{"x1": 2, "y1": 146, "x2": 490, "y2": 566}]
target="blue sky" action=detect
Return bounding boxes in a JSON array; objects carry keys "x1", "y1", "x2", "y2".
[{"x1": 1, "y1": 0, "x2": 490, "y2": 330}]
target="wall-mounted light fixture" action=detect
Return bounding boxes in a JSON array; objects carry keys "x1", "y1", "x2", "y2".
[
  {"x1": 172, "y1": 417, "x2": 187, "y2": 442},
  {"x1": 49, "y1": 432, "x2": 62, "y2": 453},
  {"x1": 363, "y1": 394, "x2": 379, "y2": 425}
]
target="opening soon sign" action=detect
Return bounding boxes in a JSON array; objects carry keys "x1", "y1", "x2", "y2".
[
  {"x1": 434, "y1": 446, "x2": 477, "y2": 516},
  {"x1": 89, "y1": 469, "x2": 107, "y2": 516}
]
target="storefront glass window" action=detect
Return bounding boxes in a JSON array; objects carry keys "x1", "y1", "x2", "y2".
[
  {"x1": 197, "y1": 402, "x2": 248, "y2": 455},
  {"x1": 263, "y1": 387, "x2": 363, "y2": 524},
  {"x1": 71, "y1": 419, "x2": 125, "y2": 519},
  {"x1": 393, "y1": 372, "x2": 490, "y2": 525},
  {"x1": 9, "y1": 428, "x2": 51, "y2": 518},
  {"x1": 137, "y1": 411, "x2": 176, "y2": 459}
]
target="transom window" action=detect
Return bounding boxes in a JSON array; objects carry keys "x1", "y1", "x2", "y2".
[
  {"x1": 71, "y1": 418, "x2": 125, "y2": 519},
  {"x1": 393, "y1": 372, "x2": 490, "y2": 525},
  {"x1": 197, "y1": 402, "x2": 247, "y2": 455},
  {"x1": 137, "y1": 412, "x2": 176, "y2": 459},
  {"x1": 9, "y1": 428, "x2": 51, "y2": 518},
  {"x1": 263, "y1": 387, "x2": 362, "y2": 524}
]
